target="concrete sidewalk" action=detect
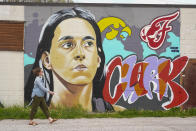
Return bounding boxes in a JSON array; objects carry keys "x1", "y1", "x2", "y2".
[{"x1": 1, "y1": 117, "x2": 196, "y2": 131}]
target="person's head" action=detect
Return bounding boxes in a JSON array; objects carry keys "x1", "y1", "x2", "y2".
[
  {"x1": 32, "y1": 67, "x2": 43, "y2": 76},
  {"x1": 31, "y1": 7, "x2": 105, "y2": 102}
]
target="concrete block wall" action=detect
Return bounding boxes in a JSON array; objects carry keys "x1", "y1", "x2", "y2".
[
  {"x1": 181, "y1": 8, "x2": 196, "y2": 58},
  {"x1": 0, "y1": 5, "x2": 24, "y2": 21},
  {"x1": 0, "y1": 5, "x2": 24, "y2": 107}
]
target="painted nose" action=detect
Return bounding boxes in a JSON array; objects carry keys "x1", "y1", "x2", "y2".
[
  {"x1": 74, "y1": 55, "x2": 85, "y2": 61},
  {"x1": 74, "y1": 45, "x2": 85, "y2": 61}
]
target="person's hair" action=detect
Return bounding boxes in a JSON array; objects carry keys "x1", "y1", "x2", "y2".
[
  {"x1": 32, "y1": 67, "x2": 42, "y2": 76},
  {"x1": 25, "y1": 7, "x2": 106, "y2": 109}
]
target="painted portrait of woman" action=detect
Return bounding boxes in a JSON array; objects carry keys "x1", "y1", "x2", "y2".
[{"x1": 25, "y1": 7, "x2": 114, "y2": 112}]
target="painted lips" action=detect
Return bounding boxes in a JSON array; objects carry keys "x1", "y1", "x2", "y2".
[{"x1": 73, "y1": 64, "x2": 87, "y2": 71}]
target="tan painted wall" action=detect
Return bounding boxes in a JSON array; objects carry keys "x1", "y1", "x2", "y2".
[
  {"x1": 0, "y1": 5, "x2": 24, "y2": 21},
  {"x1": 0, "y1": 5, "x2": 24, "y2": 107},
  {"x1": 181, "y1": 8, "x2": 196, "y2": 58}
]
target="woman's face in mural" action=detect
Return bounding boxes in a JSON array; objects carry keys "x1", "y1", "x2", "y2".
[{"x1": 49, "y1": 18, "x2": 100, "y2": 85}]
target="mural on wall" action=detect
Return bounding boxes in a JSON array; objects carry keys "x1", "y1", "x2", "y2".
[
  {"x1": 24, "y1": 6, "x2": 188, "y2": 112},
  {"x1": 140, "y1": 11, "x2": 179, "y2": 50},
  {"x1": 97, "y1": 11, "x2": 188, "y2": 110}
]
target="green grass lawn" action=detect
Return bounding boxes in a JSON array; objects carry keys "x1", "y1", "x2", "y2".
[{"x1": 0, "y1": 106, "x2": 196, "y2": 120}]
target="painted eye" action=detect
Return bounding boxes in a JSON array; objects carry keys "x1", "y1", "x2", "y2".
[
  {"x1": 61, "y1": 42, "x2": 73, "y2": 49},
  {"x1": 83, "y1": 41, "x2": 94, "y2": 47}
]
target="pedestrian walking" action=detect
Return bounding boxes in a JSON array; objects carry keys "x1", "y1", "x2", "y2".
[{"x1": 29, "y1": 67, "x2": 57, "y2": 126}]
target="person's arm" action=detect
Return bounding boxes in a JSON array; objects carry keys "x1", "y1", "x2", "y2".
[
  {"x1": 35, "y1": 78, "x2": 54, "y2": 95},
  {"x1": 35, "y1": 78, "x2": 49, "y2": 93}
]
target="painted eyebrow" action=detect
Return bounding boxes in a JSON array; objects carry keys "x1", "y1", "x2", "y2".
[
  {"x1": 82, "y1": 36, "x2": 95, "y2": 41},
  {"x1": 58, "y1": 36, "x2": 73, "y2": 42}
]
